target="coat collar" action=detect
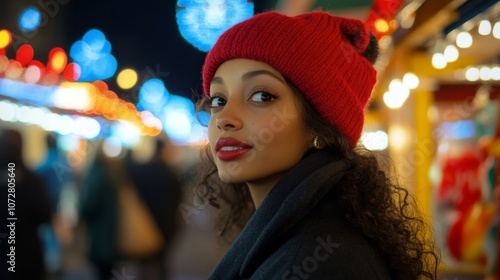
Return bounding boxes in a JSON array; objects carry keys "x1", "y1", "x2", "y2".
[{"x1": 209, "y1": 150, "x2": 352, "y2": 279}]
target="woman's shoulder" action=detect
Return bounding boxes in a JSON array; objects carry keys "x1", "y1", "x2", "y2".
[{"x1": 251, "y1": 205, "x2": 391, "y2": 279}]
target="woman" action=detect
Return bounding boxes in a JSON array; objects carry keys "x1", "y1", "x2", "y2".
[{"x1": 196, "y1": 11, "x2": 439, "y2": 279}]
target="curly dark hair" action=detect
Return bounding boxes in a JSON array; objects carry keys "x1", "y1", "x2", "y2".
[{"x1": 194, "y1": 33, "x2": 438, "y2": 279}]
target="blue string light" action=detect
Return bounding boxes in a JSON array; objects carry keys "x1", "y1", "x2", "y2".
[
  {"x1": 176, "y1": 0, "x2": 254, "y2": 52},
  {"x1": 69, "y1": 29, "x2": 117, "y2": 81},
  {"x1": 19, "y1": 7, "x2": 42, "y2": 32}
]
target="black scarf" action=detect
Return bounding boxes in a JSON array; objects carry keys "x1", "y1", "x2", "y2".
[{"x1": 208, "y1": 150, "x2": 352, "y2": 279}]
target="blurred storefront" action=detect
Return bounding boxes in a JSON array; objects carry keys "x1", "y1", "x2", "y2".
[{"x1": 369, "y1": 0, "x2": 500, "y2": 278}]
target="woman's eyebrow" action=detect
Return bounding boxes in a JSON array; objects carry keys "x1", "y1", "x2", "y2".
[
  {"x1": 211, "y1": 76, "x2": 224, "y2": 85},
  {"x1": 242, "y1": 70, "x2": 285, "y2": 84},
  {"x1": 210, "y1": 69, "x2": 285, "y2": 85}
]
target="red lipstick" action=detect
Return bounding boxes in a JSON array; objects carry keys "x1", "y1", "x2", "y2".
[{"x1": 215, "y1": 137, "x2": 252, "y2": 161}]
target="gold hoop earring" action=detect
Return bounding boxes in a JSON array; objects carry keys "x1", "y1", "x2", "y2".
[{"x1": 313, "y1": 136, "x2": 320, "y2": 149}]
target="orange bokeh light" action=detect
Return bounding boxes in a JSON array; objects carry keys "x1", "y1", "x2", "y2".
[
  {"x1": 92, "y1": 80, "x2": 108, "y2": 92},
  {"x1": 48, "y1": 47, "x2": 68, "y2": 73},
  {"x1": 374, "y1": 18, "x2": 390, "y2": 33}
]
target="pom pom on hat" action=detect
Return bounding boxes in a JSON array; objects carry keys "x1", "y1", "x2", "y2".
[{"x1": 202, "y1": 11, "x2": 377, "y2": 148}]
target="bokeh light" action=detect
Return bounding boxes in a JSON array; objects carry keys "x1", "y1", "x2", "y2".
[
  {"x1": 432, "y1": 53, "x2": 447, "y2": 69},
  {"x1": 479, "y1": 66, "x2": 491, "y2": 81},
  {"x1": 29, "y1": 60, "x2": 45, "y2": 76},
  {"x1": 444, "y1": 44, "x2": 459, "y2": 62},
  {"x1": 111, "y1": 121, "x2": 140, "y2": 146},
  {"x1": 5, "y1": 60, "x2": 23, "y2": 79},
  {"x1": 389, "y1": 125, "x2": 409, "y2": 151},
  {"x1": 374, "y1": 19, "x2": 389, "y2": 33},
  {"x1": 103, "y1": 136, "x2": 122, "y2": 157},
  {"x1": 16, "y1": 44, "x2": 34, "y2": 66},
  {"x1": 494, "y1": 22, "x2": 500, "y2": 39},
  {"x1": 456, "y1": 31, "x2": 473, "y2": 48},
  {"x1": 439, "y1": 120, "x2": 475, "y2": 139},
  {"x1": 117, "y1": 68, "x2": 138, "y2": 89},
  {"x1": 56, "y1": 115, "x2": 74, "y2": 135},
  {"x1": 18, "y1": 7, "x2": 42, "y2": 32},
  {"x1": 361, "y1": 130, "x2": 389, "y2": 151},
  {"x1": 63, "y1": 63, "x2": 81, "y2": 82},
  {"x1": 139, "y1": 78, "x2": 168, "y2": 104},
  {"x1": 164, "y1": 110, "x2": 192, "y2": 141},
  {"x1": 384, "y1": 91, "x2": 406, "y2": 109},
  {"x1": 0, "y1": 30, "x2": 12, "y2": 49},
  {"x1": 48, "y1": 47, "x2": 68, "y2": 73},
  {"x1": 73, "y1": 117, "x2": 101, "y2": 139},
  {"x1": 43, "y1": 70, "x2": 60, "y2": 85},
  {"x1": 197, "y1": 111, "x2": 211, "y2": 126},
  {"x1": 24, "y1": 64, "x2": 42, "y2": 83},
  {"x1": 465, "y1": 67, "x2": 479, "y2": 81},
  {"x1": 0, "y1": 55, "x2": 9, "y2": 73},
  {"x1": 52, "y1": 82, "x2": 92, "y2": 111},
  {"x1": 492, "y1": 66, "x2": 500, "y2": 81},
  {"x1": 383, "y1": 79, "x2": 410, "y2": 109},
  {"x1": 0, "y1": 101, "x2": 17, "y2": 122},
  {"x1": 0, "y1": 77, "x2": 54, "y2": 105},
  {"x1": 15, "y1": 105, "x2": 31, "y2": 123},
  {"x1": 176, "y1": 0, "x2": 254, "y2": 52},
  {"x1": 70, "y1": 29, "x2": 117, "y2": 81},
  {"x1": 402, "y1": 72, "x2": 419, "y2": 89},
  {"x1": 478, "y1": 20, "x2": 492, "y2": 35}
]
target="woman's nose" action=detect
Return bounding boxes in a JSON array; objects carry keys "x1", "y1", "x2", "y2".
[{"x1": 216, "y1": 100, "x2": 243, "y2": 131}]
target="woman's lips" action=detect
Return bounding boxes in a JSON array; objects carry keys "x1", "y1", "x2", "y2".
[{"x1": 216, "y1": 137, "x2": 252, "y2": 161}]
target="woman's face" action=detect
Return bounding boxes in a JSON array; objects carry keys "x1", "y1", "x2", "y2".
[{"x1": 208, "y1": 58, "x2": 312, "y2": 185}]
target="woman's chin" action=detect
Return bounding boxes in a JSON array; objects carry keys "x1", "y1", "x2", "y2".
[{"x1": 217, "y1": 171, "x2": 245, "y2": 184}]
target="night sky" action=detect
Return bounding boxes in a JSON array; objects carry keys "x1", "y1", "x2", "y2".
[{"x1": 0, "y1": 0, "x2": 277, "y2": 103}]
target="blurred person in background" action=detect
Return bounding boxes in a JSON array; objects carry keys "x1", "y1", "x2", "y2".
[
  {"x1": 126, "y1": 137, "x2": 183, "y2": 280},
  {"x1": 0, "y1": 128, "x2": 52, "y2": 280},
  {"x1": 79, "y1": 142, "x2": 120, "y2": 280},
  {"x1": 36, "y1": 133, "x2": 76, "y2": 278}
]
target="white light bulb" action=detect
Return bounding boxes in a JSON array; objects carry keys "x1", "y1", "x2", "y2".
[
  {"x1": 402, "y1": 72, "x2": 419, "y2": 89},
  {"x1": 456, "y1": 31, "x2": 473, "y2": 48},
  {"x1": 478, "y1": 20, "x2": 492, "y2": 35},
  {"x1": 479, "y1": 66, "x2": 491, "y2": 80},
  {"x1": 491, "y1": 66, "x2": 500, "y2": 80},
  {"x1": 444, "y1": 44, "x2": 459, "y2": 62},
  {"x1": 465, "y1": 67, "x2": 479, "y2": 81},
  {"x1": 493, "y1": 22, "x2": 500, "y2": 39},
  {"x1": 432, "y1": 53, "x2": 447, "y2": 69},
  {"x1": 383, "y1": 83, "x2": 410, "y2": 109}
]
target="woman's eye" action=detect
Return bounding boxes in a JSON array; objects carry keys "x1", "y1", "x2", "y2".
[
  {"x1": 210, "y1": 96, "x2": 226, "y2": 108},
  {"x1": 250, "y1": 91, "x2": 276, "y2": 102}
]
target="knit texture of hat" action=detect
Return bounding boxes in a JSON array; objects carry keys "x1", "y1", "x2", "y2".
[{"x1": 202, "y1": 11, "x2": 377, "y2": 148}]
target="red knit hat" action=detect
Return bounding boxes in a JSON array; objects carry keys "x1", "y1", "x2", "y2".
[{"x1": 202, "y1": 11, "x2": 377, "y2": 148}]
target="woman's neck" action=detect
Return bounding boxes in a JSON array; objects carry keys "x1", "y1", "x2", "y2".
[{"x1": 246, "y1": 172, "x2": 286, "y2": 208}]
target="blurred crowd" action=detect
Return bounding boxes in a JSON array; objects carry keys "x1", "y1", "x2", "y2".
[{"x1": 0, "y1": 127, "x2": 214, "y2": 280}]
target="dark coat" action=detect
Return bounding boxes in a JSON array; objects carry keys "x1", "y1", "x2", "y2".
[
  {"x1": 208, "y1": 150, "x2": 391, "y2": 280},
  {"x1": 0, "y1": 167, "x2": 52, "y2": 280},
  {"x1": 80, "y1": 157, "x2": 119, "y2": 264}
]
